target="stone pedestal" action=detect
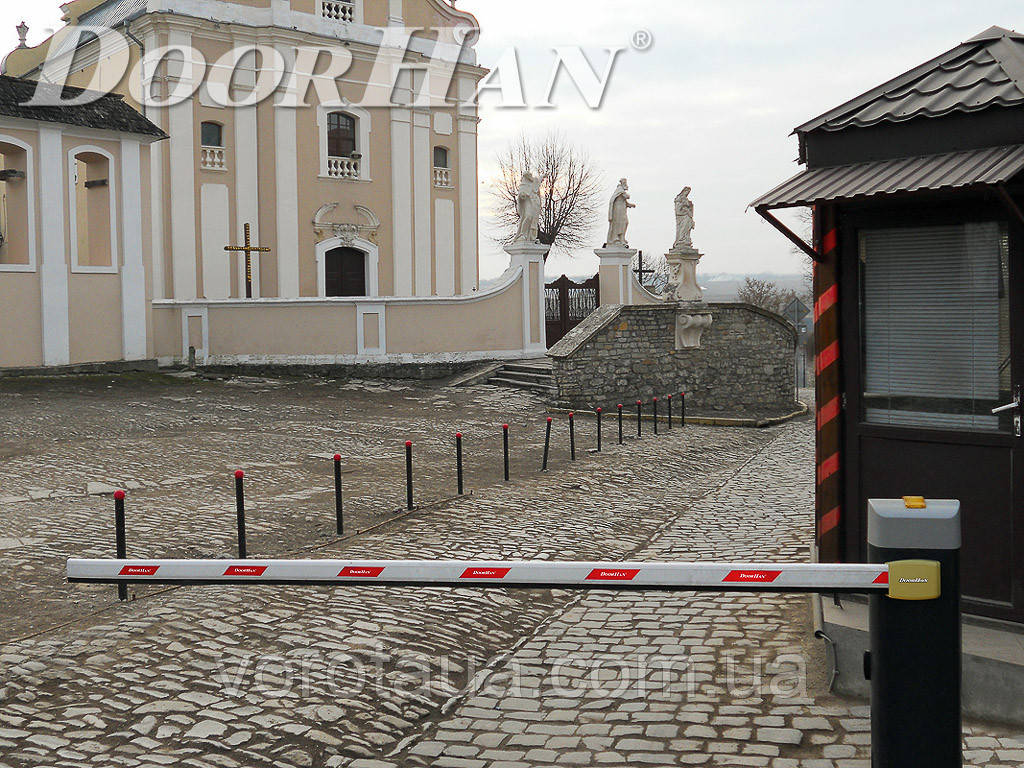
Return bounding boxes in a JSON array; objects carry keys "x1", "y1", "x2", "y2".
[
  {"x1": 505, "y1": 241, "x2": 550, "y2": 353},
  {"x1": 664, "y1": 247, "x2": 703, "y2": 302},
  {"x1": 595, "y1": 245, "x2": 638, "y2": 305}
]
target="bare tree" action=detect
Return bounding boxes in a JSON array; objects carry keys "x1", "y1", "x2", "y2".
[
  {"x1": 492, "y1": 132, "x2": 603, "y2": 256},
  {"x1": 737, "y1": 277, "x2": 786, "y2": 313}
]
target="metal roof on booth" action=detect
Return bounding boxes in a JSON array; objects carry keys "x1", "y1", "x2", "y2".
[
  {"x1": 750, "y1": 144, "x2": 1024, "y2": 210},
  {"x1": 797, "y1": 26, "x2": 1024, "y2": 134}
]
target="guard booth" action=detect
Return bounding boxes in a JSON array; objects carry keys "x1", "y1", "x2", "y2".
[{"x1": 753, "y1": 25, "x2": 1024, "y2": 714}]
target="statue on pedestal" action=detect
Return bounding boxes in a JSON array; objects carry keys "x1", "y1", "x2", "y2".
[
  {"x1": 606, "y1": 178, "x2": 635, "y2": 248},
  {"x1": 673, "y1": 187, "x2": 695, "y2": 250},
  {"x1": 513, "y1": 171, "x2": 542, "y2": 244}
]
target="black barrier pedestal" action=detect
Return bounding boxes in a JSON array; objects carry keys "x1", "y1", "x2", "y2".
[{"x1": 868, "y1": 498, "x2": 961, "y2": 768}]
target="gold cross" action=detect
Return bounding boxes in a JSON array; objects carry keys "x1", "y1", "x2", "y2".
[{"x1": 224, "y1": 223, "x2": 271, "y2": 299}]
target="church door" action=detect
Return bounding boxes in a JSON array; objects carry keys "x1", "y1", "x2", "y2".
[{"x1": 325, "y1": 247, "x2": 366, "y2": 297}]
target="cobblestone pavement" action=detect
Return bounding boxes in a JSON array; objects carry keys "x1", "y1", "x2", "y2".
[{"x1": 0, "y1": 377, "x2": 1022, "y2": 767}]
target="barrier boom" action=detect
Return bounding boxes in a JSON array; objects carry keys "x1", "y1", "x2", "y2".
[{"x1": 68, "y1": 558, "x2": 890, "y2": 592}]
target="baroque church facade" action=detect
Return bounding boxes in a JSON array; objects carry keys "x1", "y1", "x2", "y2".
[{"x1": 0, "y1": 0, "x2": 549, "y2": 368}]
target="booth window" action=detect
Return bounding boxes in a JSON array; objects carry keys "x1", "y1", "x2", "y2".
[{"x1": 860, "y1": 222, "x2": 1011, "y2": 432}]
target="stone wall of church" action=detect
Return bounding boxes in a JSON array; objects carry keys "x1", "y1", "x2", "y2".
[{"x1": 548, "y1": 302, "x2": 798, "y2": 418}]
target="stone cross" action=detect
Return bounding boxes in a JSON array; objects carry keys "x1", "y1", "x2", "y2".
[{"x1": 224, "y1": 223, "x2": 270, "y2": 299}]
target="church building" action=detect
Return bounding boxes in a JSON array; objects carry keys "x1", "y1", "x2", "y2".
[{"x1": 0, "y1": 0, "x2": 548, "y2": 369}]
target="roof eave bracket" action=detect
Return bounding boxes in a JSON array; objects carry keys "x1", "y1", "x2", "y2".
[{"x1": 754, "y1": 205, "x2": 823, "y2": 263}]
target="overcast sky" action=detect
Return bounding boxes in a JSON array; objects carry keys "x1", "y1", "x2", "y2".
[{"x1": 1, "y1": 1, "x2": 1021, "y2": 280}]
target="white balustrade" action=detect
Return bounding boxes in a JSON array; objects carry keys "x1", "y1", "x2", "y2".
[
  {"x1": 321, "y1": 0, "x2": 355, "y2": 22},
  {"x1": 327, "y1": 156, "x2": 361, "y2": 180},
  {"x1": 433, "y1": 166, "x2": 453, "y2": 188},
  {"x1": 200, "y1": 146, "x2": 226, "y2": 171}
]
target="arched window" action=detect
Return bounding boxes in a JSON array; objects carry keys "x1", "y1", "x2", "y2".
[
  {"x1": 327, "y1": 112, "x2": 357, "y2": 158},
  {"x1": 324, "y1": 247, "x2": 366, "y2": 297},
  {"x1": 433, "y1": 146, "x2": 449, "y2": 169},
  {"x1": 0, "y1": 139, "x2": 32, "y2": 269},
  {"x1": 201, "y1": 121, "x2": 223, "y2": 147},
  {"x1": 69, "y1": 148, "x2": 117, "y2": 271}
]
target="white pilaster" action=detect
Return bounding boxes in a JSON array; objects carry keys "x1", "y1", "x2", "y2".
[
  {"x1": 167, "y1": 30, "x2": 197, "y2": 300},
  {"x1": 144, "y1": 32, "x2": 165, "y2": 301},
  {"x1": 412, "y1": 110, "x2": 432, "y2": 296},
  {"x1": 120, "y1": 138, "x2": 148, "y2": 359},
  {"x1": 457, "y1": 76, "x2": 478, "y2": 294},
  {"x1": 274, "y1": 104, "x2": 300, "y2": 298},
  {"x1": 434, "y1": 198, "x2": 456, "y2": 296},
  {"x1": 391, "y1": 107, "x2": 413, "y2": 296},
  {"x1": 38, "y1": 126, "x2": 70, "y2": 366},
  {"x1": 234, "y1": 102, "x2": 260, "y2": 297}
]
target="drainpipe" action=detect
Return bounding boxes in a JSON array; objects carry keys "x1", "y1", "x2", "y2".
[{"x1": 123, "y1": 18, "x2": 147, "y2": 118}]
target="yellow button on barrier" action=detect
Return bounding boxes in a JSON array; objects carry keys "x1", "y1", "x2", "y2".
[
  {"x1": 887, "y1": 560, "x2": 941, "y2": 601},
  {"x1": 902, "y1": 496, "x2": 927, "y2": 509}
]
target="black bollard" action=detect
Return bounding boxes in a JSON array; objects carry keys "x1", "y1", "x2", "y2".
[
  {"x1": 333, "y1": 454, "x2": 343, "y2": 535},
  {"x1": 667, "y1": 394, "x2": 673, "y2": 430},
  {"x1": 502, "y1": 424, "x2": 510, "y2": 481},
  {"x1": 405, "y1": 441, "x2": 414, "y2": 510},
  {"x1": 653, "y1": 397, "x2": 659, "y2": 435},
  {"x1": 569, "y1": 413, "x2": 576, "y2": 461},
  {"x1": 637, "y1": 400, "x2": 643, "y2": 438},
  {"x1": 455, "y1": 432, "x2": 464, "y2": 495},
  {"x1": 617, "y1": 404, "x2": 624, "y2": 445},
  {"x1": 596, "y1": 407, "x2": 602, "y2": 452},
  {"x1": 234, "y1": 470, "x2": 247, "y2": 558},
  {"x1": 542, "y1": 417, "x2": 552, "y2": 471},
  {"x1": 114, "y1": 490, "x2": 127, "y2": 602},
  {"x1": 680, "y1": 391, "x2": 686, "y2": 427}
]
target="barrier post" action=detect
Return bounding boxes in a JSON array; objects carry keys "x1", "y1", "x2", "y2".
[
  {"x1": 569, "y1": 413, "x2": 576, "y2": 461},
  {"x1": 333, "y1": 454, "x2": 343, "y2": 535},
  {"x1": 596, "y1": 408, "x2": 602, "y2": 452},
  {"x1": 542, "y1": 418, "x2": 552, "y2": 471},
  {"x1": 680, "y1": 391, "x2": 686, "y2": 427},
  {"x1": 653, "y1": 397, "x2": 659, "y2": 435},
  {"x1": 618, "y1": 404, "x2": 623, "y2": 445},
  {"x1": 637, "y1": 400, "x2": 643, "y2": 438},
  {"x1": 455, "y1": 433, "x2": 464, "y2": 495},
  {"x1": 868, "y1": 498, "x2": 961, "y2": 768},
  {"x1": 502, "y1": 424, "x2": 510, "y2": 481},
  {"x1": 405, "y1": 441, "x2": 414, "y2": 510},
  {"x1": 234, "y1": 470, "x2": 246, "y2": 558},
  {"x1": 114, "y1": 490, "x2": 127, "y2": 602},
  {"x1": 667, "y1": 394, "x2": 673, "y2": 430}
]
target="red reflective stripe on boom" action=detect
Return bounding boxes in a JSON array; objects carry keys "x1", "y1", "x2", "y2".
[
  {"x1": 723, "y1": 570, "x2": 782, "y2": 583},
  {"x1": 338, "y1": 566, "x2": 385, "y2": 578},
  {"x1": 873, "y1": 571, "x2": 889, "y2": 585},
  {"x1": 119, "y1": 565, "x2": 160, "y2": 576},
  {"x1": 586, "y1": 568, "x2": 640, "y2": 581},
  {"x1": 224, "y1": 565, "x2": 267, "y2": 576},
  {"x1": 460, "y1": 567, "x2": 511, "y2": 579}
]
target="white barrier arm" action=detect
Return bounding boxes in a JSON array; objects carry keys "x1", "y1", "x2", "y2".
[{"x1": 67, "y1": 559, "x2": 890, "y2": 592}]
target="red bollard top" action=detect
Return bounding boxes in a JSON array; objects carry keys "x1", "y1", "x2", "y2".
[
  {"x1": 546, "y1": 417, "x2": 552, "y2": 423},
  {"x1": 597, "y1": 407, "x2": 602, "y2": 413},
  {"x1": 681, "y1": 391, "x2": 686, "y2": 397},
  {"x1": 114, "y1": 489, "x2": 126, "y2": 501},
  {"x1": 235, "y1": 470, "x2": 244, "y2": 479},
  {"x1": 653, "y1": 397, "x2": 658, "y2": 402},
  {"x1": 455, "y1": 432, "x2": 462, "y2": 439},
  {"x1": 617, "y1": 404, "x2": 623, "y2": 409},
  {"x1": 637, "y1": 400, "x2": 642, "y2": 405},
  {"x1": 569, "y1": 412, "x2": 574, "y2": 418},
  {"x1": 333, "y1": 453, "x2": 341, "y2": 462},
  {"x1": 405, "y1": 440, "x2": 413, "y2": 448},
  {"x1": 503, "y1": 423, "x2": 509, "y2": 430}
]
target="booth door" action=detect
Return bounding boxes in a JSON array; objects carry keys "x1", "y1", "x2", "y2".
[{"x1": 842, "y1": 213, "x2": 1023, "y2": 623}]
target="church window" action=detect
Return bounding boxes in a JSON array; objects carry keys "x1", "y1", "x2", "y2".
[
  {"x1": 433, "y1": 146, "x2": 453, "y2": 188},
  {"x1": 69, "y1": 148, "x2": 117, "y2": 271},
  {"x1": 327, "y1": 113, "x2": 357, "y2": 158},
  {"x1": 200, "y1": 121, "x2": 227, "y2": 171},
  {"x1": 0, "y1": 139, "x2": 32, "y2": 268}
]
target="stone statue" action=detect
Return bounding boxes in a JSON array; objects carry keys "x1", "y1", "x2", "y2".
[
  {"x1": 672, "y1": 186, "x2": 695, "y2": 251},
  {"x1": 513, "y1": 171, "x2": 542, "y2": 244},
  {"x1": 606, "y1": 178, "x2": 635, "y2": 248}
]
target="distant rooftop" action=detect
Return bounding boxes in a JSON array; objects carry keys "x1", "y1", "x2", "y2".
[{"x1": 797, "y1": 26, "x2": 1024, "y2": 134}]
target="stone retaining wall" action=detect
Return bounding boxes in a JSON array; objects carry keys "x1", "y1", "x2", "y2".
[{"x1": 548, "y1": 302, "x2": 797, "y2": 416}]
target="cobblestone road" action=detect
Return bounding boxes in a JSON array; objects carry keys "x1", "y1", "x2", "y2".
[{"x1": 0, "y1": 376, "x2": 1021, "y2": 767}]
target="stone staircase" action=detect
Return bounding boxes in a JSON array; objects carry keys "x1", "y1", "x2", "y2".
[{"x1": 488, "y1": 360, "x2": 557, "y2": 396}]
